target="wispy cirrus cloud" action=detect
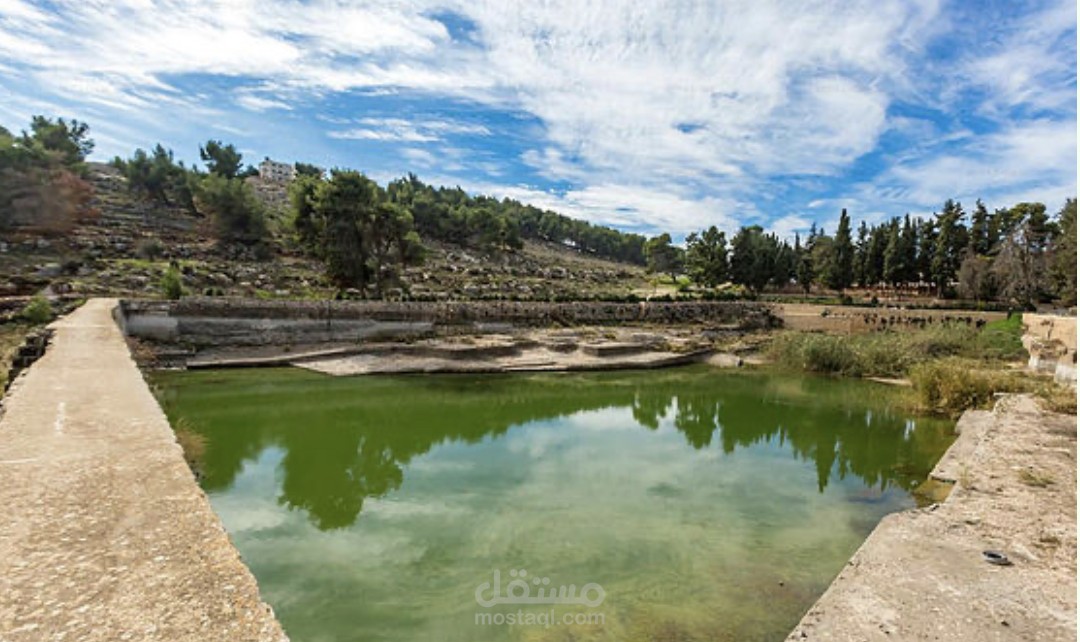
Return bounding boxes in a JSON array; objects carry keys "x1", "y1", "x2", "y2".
[
  {"x1": 330, "y1": 118, "x2": 491, "y2": 143},
  {"x1": 870, "y1": 118, "x2": 1077, "y2": 210},
  {"x1": 0, "y1": 0, "x2": 1073, "y2": 239}
]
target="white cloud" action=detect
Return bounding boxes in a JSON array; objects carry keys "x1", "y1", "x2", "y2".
[
  {"x1": 331, "y1": 128, "x2": 438, "y2": 143},
  {"x1": 464, "y1": 0, "x2": 928, "y2": 186},
  {"x1": 329, "y1": 117, "x2": 490, "y2": 143},
  {"x1": 0, "y1": 0, "x2": 1073, "y2": 233},
  {"x1": 960, "y1": 0, "x2": 1076, "y2": 116},
  {"x1": 874, "y1": 119, "x2": 1077, "y2": 208},
  {"x1": 0, "y1": 0, "x2": 55, "y2": 23},
  {"x1": 769, "y1": 215, "x2": 813, "y2": 243},
  {"x1": 400, "y1": 147, "x2": 438, "y2": 167},
  {"x1": 235, "y1": 93, "x2": 293, "y2": 112}
]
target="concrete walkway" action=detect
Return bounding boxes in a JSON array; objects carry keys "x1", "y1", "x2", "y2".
[{"x1": 0, "y1": 299, "x2": 286, "y2": 641}]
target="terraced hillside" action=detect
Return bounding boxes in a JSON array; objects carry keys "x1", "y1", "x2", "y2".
[{"x1": 0, "y1": 163, "x2": 650, "y2": 305}]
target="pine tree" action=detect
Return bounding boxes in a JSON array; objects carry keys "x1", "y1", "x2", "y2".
[
  {"x1": 1051, "y1": 199, "x2": 1077, "y2": 305},
  {"x1": 644, "y1": 233, "x2": 683, "y2": 281},
  {"x1": 684, "y1": 225, "x2": 729, "y2": 287},
  {"x1": 771, "y1": 238, "x2": 795, "y2": 288},
  {"x1": 730, "y1": 226, "x2": 773, "y2": 293},
  {"x1": 989, "y1": 206, "x2": 1023, "y2": 252}
]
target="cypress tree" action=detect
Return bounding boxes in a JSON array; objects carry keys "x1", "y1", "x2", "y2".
[
  {"x1": 969, "y1": 199, "x2": 991, "y2": 256},
  {"x1": 883, "y1": 218, "x2": 904, "y2": 288},
  {"x1": 931, "y1": 200, "x2": 966, "y2": 296},
  {"x1": 916, "y1": 218, "x2": 936, "y2": 284},
  {"x1": 854, "y1": 221, "x2": 869, "y2": 287},
  {"x1": 825, "y1": 208, "x2": 854, "y2": 291},
  {"x1": 900, "y1": 215, "x2": 918, "y2": 284}
]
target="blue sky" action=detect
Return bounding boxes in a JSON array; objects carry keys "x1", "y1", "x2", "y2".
[{"x1": 0, "y1": 0, "x2": 1074, "y2": 240}]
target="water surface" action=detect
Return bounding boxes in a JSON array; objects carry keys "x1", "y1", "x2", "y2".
[{"x1": 154, "y1": 366, "x2": 953, "y2": 642}]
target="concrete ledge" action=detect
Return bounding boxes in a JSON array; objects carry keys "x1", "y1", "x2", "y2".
[
  {"x1": 294, "y1": 345, "x2": 712, "y2": 376},
  {"x1": 928, "y1": 409, "x2": 993, "y2": 484},
  {"x1": 786, "y1": 395, "x2": 1076, "y2": 641},
  {"x1": 0, "y1": 299, "x2": 287, "y2": 642}
]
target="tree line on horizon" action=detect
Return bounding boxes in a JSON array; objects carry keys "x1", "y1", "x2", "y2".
[
  {"x1": 646, "y1": 198, "x2": 1076, "y2": 309},
  {"x1": 2, "y1": 116, "x2": 1075, "y2": 308}
]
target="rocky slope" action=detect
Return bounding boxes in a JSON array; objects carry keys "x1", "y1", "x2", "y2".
[{"x1": 0, "y1": 163, "x2": 650, "y2": 305}]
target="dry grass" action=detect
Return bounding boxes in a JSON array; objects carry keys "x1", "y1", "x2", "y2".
[
  {"x1": 125, "y1": 337, "x2": 159, "y2": 368},
  {"x1": 1035, "y1": 383, "x2": 1078, "y2": 415},
  {"x1": 907, "y1": 357, "x2": 1076, "y2": 418},
  {"x1": 908, "y1": 358, "x2": 1033, "y2": 417},
  {"x1": 0, "y1": 324, "x2": 32, "y2": 391}
]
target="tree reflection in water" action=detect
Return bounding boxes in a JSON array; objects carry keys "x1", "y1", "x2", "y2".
[{"x1": 156, "y1": 367, "x2": 953, "y2": 531}]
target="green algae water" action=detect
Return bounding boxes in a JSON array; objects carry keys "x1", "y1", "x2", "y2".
[{"x1": 153, "y1": 366, "x2": 954, "y2": 642}]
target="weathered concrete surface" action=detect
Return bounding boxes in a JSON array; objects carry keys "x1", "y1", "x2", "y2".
[
  {"x1": 165, "y1": 326, "x2": 730, "y2": 373},
  {"x1": 294, "y1": 339, "x2": 711, "y2": 375},
  {"x1": 0, "y1": 299, "x2": 286, "y2": 642},
  {"x1": 787, "y1": 395, "x2": 1076, "y2": 641}
]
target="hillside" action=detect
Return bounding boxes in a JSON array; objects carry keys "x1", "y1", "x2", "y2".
[{"x1": 0, "y1": 163, "x2": 649, "y2": 304}]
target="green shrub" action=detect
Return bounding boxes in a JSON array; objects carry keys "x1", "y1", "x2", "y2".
[
  {"x1": 768, "y1": 332, "x2": 860, "y2": 375},
  {"x1": 799, "y1": 334, "x2": 858, "y2": 374},
  {"x1": 852, "y1": 333, "x2": 915, "y2": 377},
  {"x1": 135, "y1": 238, "x2": 164, "y2": 260},
  {"x1": 907, "y1": 322, "x2": 977, "y2": 358},
  {"x1": 768, "y1": 320, "x2": 1023, "y2": 380},
  {"x1": 975, "y1": 314, "x2": 1027, "y2": 361},
  {"x1": 768, "y1": 331, "x2": 911, "y2": 377},
  {"x1": 196, "y1": 173, "x2": 268, "y2": 246},
  {"x1": 909, "y1": 358, "x2": 1031, "y2": 417},
  {"x1": 160, "y1": 266, "x2": 183, "y2": 300},
  {"x1": 20, "y1": 295, "x2": 53, "y2": 324}
]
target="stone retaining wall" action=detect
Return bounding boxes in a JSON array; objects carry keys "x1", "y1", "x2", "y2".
[
  {"x1": 772, "y1": 302, "x2": 1007, "y2": 334},
  {"x1": 119, "y1": 297, "x2": 778, "y2": 347}
]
